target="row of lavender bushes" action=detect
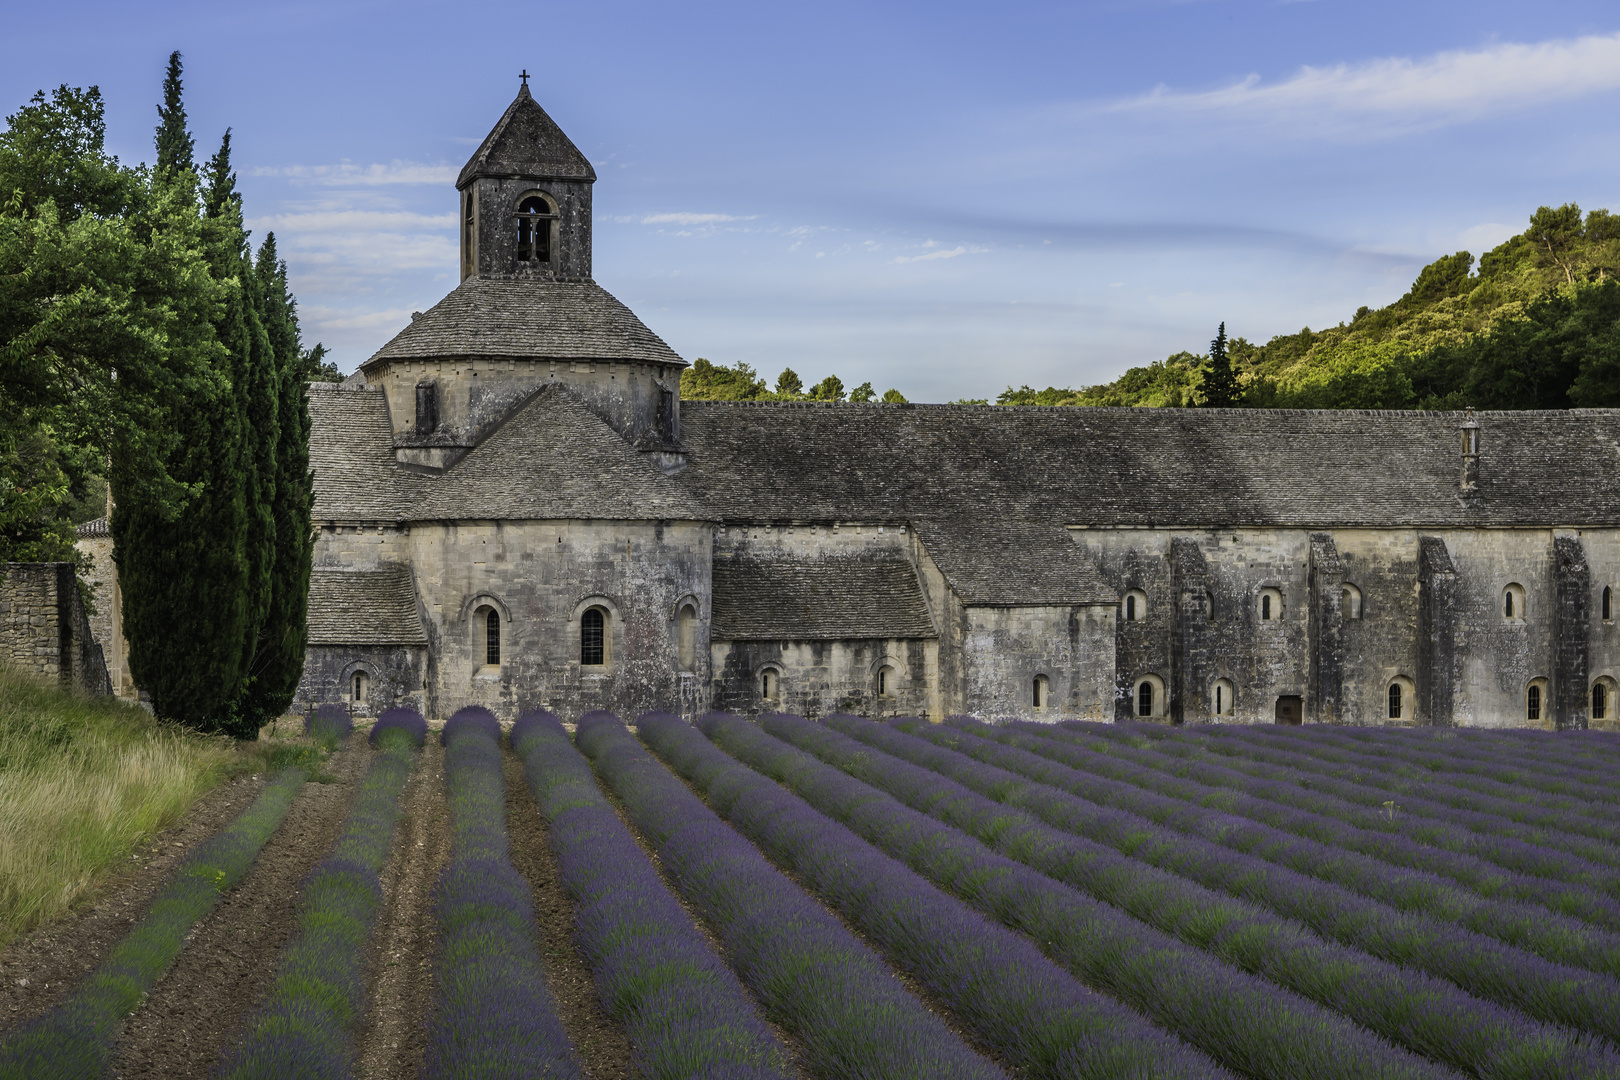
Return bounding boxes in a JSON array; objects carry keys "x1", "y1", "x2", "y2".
[
  {"x1": 691, "y1": 712, "x2": 1455, "y2": 1080},
  {"x1": 647, "y1": 712, "x2": 1229, "y2": 1080},
  {"x1": 1071, "y1": 720, "x2": 1620, "y2": 893},
  {"x1": 898, "y1": 717, "x2": 1620, "y2": 990},
  {"x1": 785, "y1": 713, "x2": 1620, "y2": 1079},
  {"x1": 991, "y1": 718, "x2": 1620, "y2": 932},
  {"x1": 510, "y1": 710, "x2": 793, "y2": 1080},
  {"x1": 0, "y1": 768, "x2": 310, "y2": 1080},
  {"x1": 1176, "y1": 722, "x2": 1620, "y2": 865},
  {"x1": 425, "y1": 707, "x2": 584, "y2": 1080},
  {"x1": 306, "y1": 703, "x2": 355, "y2": 747},
  {"x1": 216, "y1": 708, "x2": 428, "y2": 1079},
  {"x1": 575, "y1": 712, "x2": 1009, "y2": 1080}
]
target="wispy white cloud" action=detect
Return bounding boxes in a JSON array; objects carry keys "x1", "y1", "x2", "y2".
[
  {"x1": 891, "y1": 244, "x2": 983, "y2": 264},
  {"x1": 1110, "y1": 32, "x2": 1620, "y2": 132},
  {"x1": 641, "y1": 211, "x2": 758, "y2": 225},
  {"x1": 249, "y1": 161, "x2": 458, "y2": 186}
]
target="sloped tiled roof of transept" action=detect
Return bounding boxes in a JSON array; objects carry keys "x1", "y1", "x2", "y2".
[
  {"x1": 307, "y1": 565, "x2": 428, "y2": 645},
  {"x1": 711, "y1": 555, "x2": 938, "y2": 639}
]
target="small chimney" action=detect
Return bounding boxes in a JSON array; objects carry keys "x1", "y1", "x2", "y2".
[{"x1": 1459, "y1": 410, "x2": 1479, "y2": 495}]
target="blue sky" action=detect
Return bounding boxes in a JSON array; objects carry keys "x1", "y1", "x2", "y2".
[{"x1": 6, "y1": 2, "x2": 1620, "y2": 401}]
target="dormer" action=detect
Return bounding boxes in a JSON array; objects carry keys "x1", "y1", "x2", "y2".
[{"x1": 457, "y1": 80, "x2": 595, "y2": 283}]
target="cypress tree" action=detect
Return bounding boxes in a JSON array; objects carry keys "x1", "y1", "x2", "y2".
[
  {"x1": 1202, "y1": 322, "x2": 1240, "y2": 407},
  {"x1": 236, "y1": 233, "x2": 314, "y2": 726},
  {"x1": 116, "y1": 59, "x2": 254, "y2": 732}
]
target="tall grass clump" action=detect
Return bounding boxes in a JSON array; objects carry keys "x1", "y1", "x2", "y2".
[
  {"x1": 0, "y1": 766, "x2": 308, "y2": 1079},
  {"x1": 425, "y1": 707, "x2": 584, "y2": 1080},
  {"x1": 217, "y1": 714, "x2": 424, "y2": 1079},
  {"x1": 511, "y1": 710, "x2": 792, "y2": 1080},
  {"x1": 0, "y1": 663, "x2": 240, "y2": 944}
]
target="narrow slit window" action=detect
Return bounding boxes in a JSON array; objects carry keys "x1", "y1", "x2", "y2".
[
  {"x1": 1262, "y1": 594, "x2": 1272, "y2": 620},
  {"x1": 1033, "y1": 674, "x2": 1049, "y2": 708},
  {"x1": 761, "y1": 669, "x2": 778, "y2": 700},
  {"x1": 1125, "y1": 595, "x2": 1136, "y2": 621},
  {"x1": 485, "y1": 609, "x2": 500, "y2": 666},
  {"x1": 1137, "y1": 680, "x2": 1153, "y2": 717},
  {"x1": 352, "y1": 671, "x2": 368, "y2": 704},
  {"x1": 1215, "y1": 684, "x2": 1223, "y2": 714},
  {"x1": 1605, "y1": 586, "x2": 1612, "y2": 622},
  {"x1": 1505, "y1": 592, "x2": 1514, "y2": 618},
  {"x1": 1594, "y1": 683, "x2": 1607, "y2": 720},
  {"x1": 581, "y1": 608, "x2": 604, "y2": 666},
  {"x1": 1527, "y1": 683, "x2": 1542, "y2": 721}
]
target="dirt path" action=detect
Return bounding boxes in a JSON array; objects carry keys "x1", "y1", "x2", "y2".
[
  {"x1": 355, "y1": 738, "x2": 450, "y2": 1080},
  {"x1": 107, "y1": 733, "x2": 372, "y2": 1079},
  {"x1": 503, "y1": 748, "x2": 634, "y2": 1080},
  {"x1": 0, "y1": 770, "x2": 271, "y2": 1037}
]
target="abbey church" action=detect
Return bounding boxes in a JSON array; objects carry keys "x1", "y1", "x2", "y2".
[{"x1": 289, "y1": 84, "x2": 1620, "y2": 730}]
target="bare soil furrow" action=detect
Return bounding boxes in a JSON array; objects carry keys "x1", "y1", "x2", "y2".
[
  {"x1": 502, "y1": 747, "x2": 634, "y2": 1080},
  {"x1": 355, "y1": 737, "x2": 449, "y2": 1080},
  {"x1": 107, "y1": 734, "x2": 370, "y2": 1080},
  {"x1": 0, "y1": 771, "x2": 270, "y2": 1038}
]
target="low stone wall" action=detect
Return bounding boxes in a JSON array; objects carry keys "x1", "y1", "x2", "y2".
[{"x1": 0, "y1": 562, "x2": 112, "y2": 694}]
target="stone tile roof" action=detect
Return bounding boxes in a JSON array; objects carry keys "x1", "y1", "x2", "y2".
[
  {"x1": 362, "y1": 278, "x2": 684, "y2": 368},
  {"x1": 711, "y1": 555, "x2": 937, "y2": 640},
  {"x1": 308, "y1": 384, "x2": 412, "y2": 522},
  {"x1": 914, "y1": 520, "x2": 1115, "y2": 605},
  {"x1": 75, "y1": 517, "x2": 109, "y2": 539},
  {"x1": 307, "y1": 565, "x2": 427, "y2": 645},
  {"x1": 457, "y1": 84, "x2": 594, "y2": 187},
  {"x1": 677, "y1": 403, "x2": 1620, "y2": 528},
  {"x1": 409, "y1": 384, "x2": 710, "y2": 521}
]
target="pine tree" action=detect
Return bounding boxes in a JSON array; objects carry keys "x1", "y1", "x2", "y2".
[
  {"x1": 236, "y1": 233, "x2": 314, "y2": 726},
  {"x1": 1202, "y1": 322, "x2": 1240, "y2": 407},
  {"x1": 153, "y1": 51, "x2": 193, "y2": 178}
]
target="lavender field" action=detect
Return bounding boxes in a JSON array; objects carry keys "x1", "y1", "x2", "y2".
[{"x1": 5, "y1": 711, "x2": 1619, "y2": 1080}]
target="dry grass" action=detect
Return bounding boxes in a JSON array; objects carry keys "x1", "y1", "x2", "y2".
[{"x1": 0, "y1": 666, "x2": 246, "y2": 945}]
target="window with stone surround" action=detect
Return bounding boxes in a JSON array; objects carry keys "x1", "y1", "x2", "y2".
[
  {"x1": 1123, "y1": 589, "x2": 1148, "y2": 622},
  {"x1": 1211, "y1": 678, "x2": 1234, "y2": 716},
  {"x1": 1033, "y1": 674, "x2": 1050, "y2": 709},
  {"x1": 1504, "y1": 584, "x2": 1526, "y2": 622},
  {"x1": 1342, "y1": 583, "x2": 1363, "y2": 620},
  {"x1": 485, "y1": 609, "x2": 500, "y2": 666},
  {"x1": 581, "y1": 607, "x2": 606, "y2": 666},
  {"x1": 1258, "y1": 588, "x2": 1284, "y2": 622},
  {"x1": 760, "y1": 666, "x2": 781, "y2": 702},
  {"x1": 351, "y1": 670, "x2": 369, "y2": 705},
  {"x1": 1527, "y1": 678, "x2": 1548, "y2": 722},
  {"x1": 676, "y1": 604, "x2": 697, "y2": 670},
  {"x1": 1135, "y1": 674, "x2": 1164, "y2": 718},
  {"x1": 1386, "y1": 677, "x2": 1415, "y2": 721}
]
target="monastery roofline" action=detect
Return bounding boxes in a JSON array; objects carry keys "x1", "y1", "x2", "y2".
[{"x1": 686, "y1": 400, "x2": 1620, "y2": 418}]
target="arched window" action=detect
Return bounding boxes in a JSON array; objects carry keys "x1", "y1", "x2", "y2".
[
  {"x1": 581, "y1": 607, "x2": 605, "y2": 666},
  {"x1": 1125, "y1": 595, "x2": 1136, "y2": 621},
  {"x1": 516, "y1": 195, "x2": 555, "y2": 263},
  {"x1": 1137, "y1": 680, "x2": 1153, "y2": 717},
  {"x1": 485, "y1": 608, "x2": 500, "y2": 666},
  {"x1": 1604, "y1": 586, "x2": 1612, "y2": 623},
  {"x1": 351, "y1": 670, "x2": 369, "y2": 705},
  {"x1": 1258, "y1": 588, "x2": 1283, "y2": 622},
  {"x1": 1123, "y1": 589, "x2": 1148, "y2": 622},
  {"x1": 1527, "y1": 681, "x2": 1544, "y2": 722},
  {"x1": 1210, "y1": 678, "x2": 1234, "y2": 716},
  {"x1": 1503, "y1": 584, "x2": 1525, "y2": 622},
  {"x1": 1033, "y1": 674, "x2": 1050, "y2": 709},
  {"x1": 1342, "y1": 584, "x2": 1363, "y2": 620},
  {"x1": 676, "y1": 604, "x2": 697, "y2": 671},
  {"x1": 760, "y1": 667, "x2": 780, "y2": 701},
  {"x1": 1594, "y1": 682, "x2": 1608, "y2": 720},
  {"x1": 1388, "y1": 683, "x2": 1402, "y2": 719},
  {"x1": 879, "y1": 665, "x2": 897, "y2": 698}
]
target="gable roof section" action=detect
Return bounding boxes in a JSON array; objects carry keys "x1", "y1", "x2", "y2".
[
  {"x1": 363, "y1": 278, "x2": 684, "y2": 369},
  {"x1": 676, "y1": 403, "x2": 1620, "y2": 528},
  {"x1": 307, "y1": 565, "x2": 427, "y2": 646},
  {"x1": 309, "y1": 384, "x2": 418, "y2": 522},
  {"x1": 711, "y1": 554, "x2": 937, "y2": 640},
  {"x1": 915, "y1": 520, "x2": 1114, "y2": 605},
  {"x1": 457, "y1": 84, "x2": 594, "y2": 187},
  {"x1": 409, "y1": 384, "x2": 710, "y2": 521}
]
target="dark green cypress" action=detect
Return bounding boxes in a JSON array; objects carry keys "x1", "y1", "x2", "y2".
[
  {"x1": 153, "y1": 51, "x2": 193, "y2": 178},
  {"x1": 1201, "y1": 322, "x2": 1240, "y2": 407},
  {"x1": 236, "y1": 233, "x2": 314, "y2": 725},
  {"x1": 116, "y1": 60, "x2": 253, "y2": 732}
]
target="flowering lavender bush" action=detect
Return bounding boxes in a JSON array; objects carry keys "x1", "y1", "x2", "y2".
[
  {"x1": 510, "y1": 709, "x2": 792, "y2": 1080},
  {"x1": 218, "y1": 725, "x2": 421, "y2": 1078},
  {"x1": 369, "y1": 706, "x2": 427, "y2": 748},
  {"x1": 576, "y1": 712, "x2": 1006, "y2": 1080},
  {"x1": 0, "y1": 768, "x2": 308, "y2": 1080},
  {"x1": 989, "y1": 718, "x2": 1620, "y2": 933},
  {"x1": 897, "y1": 717, "x2": 1620, "y2": 984},
  {"x1": 424, "y1": 709, "x2": 583, "y2": 1080},
  {"x1": 306, "y1": 703, "x2": 354, "y2": 745},
  {"x1": 779, "y1": 712, "x2": 1620, "y2": 1076},
  {"x1": 690, "y1": 713, "x2": 1478, "y2": 1080}
]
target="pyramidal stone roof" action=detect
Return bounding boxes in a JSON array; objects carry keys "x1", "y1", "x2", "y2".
[
  {"x1": 362, "y1": 278, "x2": 684, "y2": 369},
  {"x1": 456, "y1": 84, "x2": 595, "y2": 188}
]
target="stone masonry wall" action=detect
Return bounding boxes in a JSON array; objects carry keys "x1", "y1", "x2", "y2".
[{"x1": 0, "y1": 563, "x2": 111, "y2": 694}]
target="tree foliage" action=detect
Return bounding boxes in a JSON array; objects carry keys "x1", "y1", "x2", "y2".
[{"x1": 680, "y1": 357, "x2": 906, "y2": 404}]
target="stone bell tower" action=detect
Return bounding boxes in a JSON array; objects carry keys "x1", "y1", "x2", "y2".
[{"x1": 457, "y1": 77, "x2": 596, "y2": 283}]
